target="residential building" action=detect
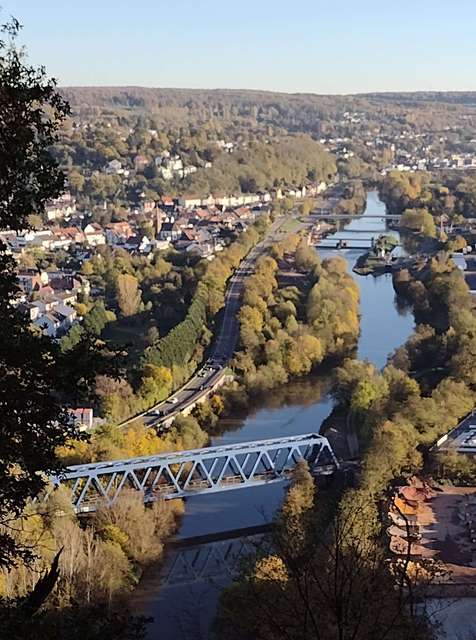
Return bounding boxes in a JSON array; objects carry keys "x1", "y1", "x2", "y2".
[
  {"x1": 178, "y1": 195, "x2": 203, "y2": 208},
  {"x1": 83, "y1": 223, "x2": 106, "y2": 246},
  {"x1": 106, "y1": 221, "x2": 134, "y2": 245},
  {"x1": 45, "y1": 192, "x2": 76, "y2": 221}
]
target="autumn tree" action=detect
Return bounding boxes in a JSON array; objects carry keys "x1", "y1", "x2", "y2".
[
  {"x1": 115, "y1": 273, "x2": 142, "y2": 317},
  {"x1": 298, "y1": 198, "x2": 315, "y2": 216},
  {"x1": 295, "y1": 238, "x2": 320, "y2": 271},
  {"x1": 138, "y1": 363, "x2": 173, "y2": 405}
]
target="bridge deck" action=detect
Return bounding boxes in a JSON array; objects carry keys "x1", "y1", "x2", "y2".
[{"x1": 311, "y1": 212, "x2": 401, "y2": 220}]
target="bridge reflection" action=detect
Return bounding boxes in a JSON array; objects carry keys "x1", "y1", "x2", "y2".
[{"x1": 163, "y1": 526, "x2": 271, "y2": 586}]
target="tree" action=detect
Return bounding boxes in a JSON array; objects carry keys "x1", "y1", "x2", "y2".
[
  {"x1": 282, "y1": 196, "x2": 295, "y2": 212},
  {"x1": 67, "y1": 169, "x2": 85, "y2": 194},
  {"x1": 115, "y1": 273, "x2": 141, "y2": 317},
  {"x1": 298, "y1": 198, "x2": 314, "y2": 216},
  {"x1": 400, "y1": 208, "x2": 436, "y2": 237},
  {"x1": 0, "y1": 17, "x2": 156, "y2": 639},
  {"x1": 26, "y1": 213, "x2": 43, "y2": 229},
  {"x1": 0, "y1": 19, "x2": 84, "y2": 568},
  {"x1": 218, "y1": 477, "x2": 433, "y2": 640},
  {"x1": 81, "y1": 301, "x2": 115, "y2": 337},
  {"x1": 138, "y1": 364, "x2": 173, "y2": 404},
  {"x1": 295, "y1": 239, "x2": 319, "y2": 271}
]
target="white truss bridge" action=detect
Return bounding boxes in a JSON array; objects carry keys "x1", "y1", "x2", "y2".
[{"x1": 51, "y1": 433, "x2": 338, "y2": 513}]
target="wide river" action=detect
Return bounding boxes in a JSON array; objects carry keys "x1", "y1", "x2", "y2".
[{"x1": 133, "y1": 191, "x2": 415, "y2": 639}]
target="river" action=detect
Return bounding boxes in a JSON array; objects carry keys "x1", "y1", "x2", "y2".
[{"x1": 132, "y1": 191, "x2": 415, "y2": 639}]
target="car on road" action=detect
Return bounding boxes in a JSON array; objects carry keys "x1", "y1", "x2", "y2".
[
  {"x1": 152, "y1": 409, "x2": 163, "y2": 416},
  {"x1": 169, "y1": 397, "x2": 178, "y2": 404}
]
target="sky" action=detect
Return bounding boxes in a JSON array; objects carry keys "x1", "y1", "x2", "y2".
[{"x1": 6, "y1": 0, "x2": 476, "y2": 94}]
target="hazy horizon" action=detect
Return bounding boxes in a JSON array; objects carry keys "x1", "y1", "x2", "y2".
[
  {"x1": 58, "y1": 85, "x2": 476, "y2": 96},
  {"x1": 8, "y1": 0, "x2": 476, "y2": 94}
]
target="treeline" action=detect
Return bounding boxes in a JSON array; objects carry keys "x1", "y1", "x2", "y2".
[
  {"x1": 141, "y1": 284, "x2": 208, "y2": 374},
  {"x1": 58, "y1": 244, "x2": 202, "y2": 367},
  {"x1": 217, "y1": 461, "x2": 433, "y2": 640},
  {"x1": 183, "y1": 135, "x2": 336, "y2": 196},
  {"x1": 392, "y1": 250, "x2": 472, "y2": 328},
  {"x1": 61, "y1": 86, "x2": 476, "y2": 133},
  {"x1": 142, "y1": 217, "x2": 267, "y2": 379},
  {"x1": 80, "y1": 245, "x2": 200, "y2": 336},
  {"x1": 57, "y1": 414, "x2": 207, "y2": 466},
  {"x1": 333, "y1": 253, "x2": 476, "y2": 528},
  {"x1": 233, "y1": 235, "x2": 359, "y2": 392},
  {"x1": 0, "y1": 412, "x2": 207, "y2": 635},
  {"x1": 57, "y1": 245, "x2": 204, "y2": 423},
  {"x1": 380, "y1": 170, "x2": 476, "y2": 235}
]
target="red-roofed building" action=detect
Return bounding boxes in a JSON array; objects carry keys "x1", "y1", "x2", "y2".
[
  {"x1": 160, "y1": 195, "x2": 175, "y2": 208},
  {"x1": 106, "y1": 221, "x2": 134, "y2": 245}
]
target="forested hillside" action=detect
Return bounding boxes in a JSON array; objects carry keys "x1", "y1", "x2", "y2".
[{"x1": 60, "y1": 87, "x2": 476, "y2": 131}]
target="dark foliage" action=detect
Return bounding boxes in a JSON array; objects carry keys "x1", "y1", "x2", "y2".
[{"x1": 0, "y1": 19, "x2": 85, "y2": 568}]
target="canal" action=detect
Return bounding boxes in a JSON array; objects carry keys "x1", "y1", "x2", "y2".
[{"x1": 132, "y1": 191, "x2": 415, "y2": 639}]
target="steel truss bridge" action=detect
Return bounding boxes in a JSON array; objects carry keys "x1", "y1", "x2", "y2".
[{"x1": 51, "y1": 433, "x2": 338, "y2": 513}]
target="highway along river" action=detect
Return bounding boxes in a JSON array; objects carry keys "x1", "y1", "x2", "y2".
[{"x1": 132, "y1": 190, "x2": 416, "y2": 639}]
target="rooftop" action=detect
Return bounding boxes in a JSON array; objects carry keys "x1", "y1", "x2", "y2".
[
  {"x1": 388, "y1": 484, "x2": 476, "y2": 584},
  {"x1": 435, "y1": 411, "x2": 476, "y2": 455}
]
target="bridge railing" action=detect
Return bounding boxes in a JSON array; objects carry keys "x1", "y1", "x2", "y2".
[{"x1": 50, "y1": 433, "x2": 339, "y2": 513}]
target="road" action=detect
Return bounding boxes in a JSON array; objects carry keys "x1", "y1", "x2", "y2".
[{"x1": 132, "y1": 215, "x2": 288, "y2": 429}]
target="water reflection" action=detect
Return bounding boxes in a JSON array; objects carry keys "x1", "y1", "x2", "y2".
[{"x1": 208, "y1": 376, "x2": 332, "y2": 440}]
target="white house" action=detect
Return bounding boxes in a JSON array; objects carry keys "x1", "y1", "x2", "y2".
[
  {"x1": 178, "y1": 195, "x2": 203, "y2": 208},
  {"x1": 84, "y1": 223, "x2": 106, "y2": 246},
  {"x1": 105, "y1": 159, "x2": 123, "y2": 175},
  {"x1": 45, "y1": 192, "x2": 76, "y2": 221}
]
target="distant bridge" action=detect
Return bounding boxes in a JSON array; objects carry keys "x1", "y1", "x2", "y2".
[
  {"x1": 317, "y1": 243, "x2": 378, "y2": 250},
  {"x1": 51, "y1": 433, "x2": 338, "y2": 513},
  {"x1": 319, "y1": 237, "x2": 399, "y2": 243},
  {"x1": 311, "y1": 212, "x2": 401, "y2": 221},
  {"x1": 325, "y1": 228, "x2": 395, "y2": 234}
]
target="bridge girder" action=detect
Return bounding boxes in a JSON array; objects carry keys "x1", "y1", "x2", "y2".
[{"x1": 50, "y1": 433, "x2": 338, "y2": 513}]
